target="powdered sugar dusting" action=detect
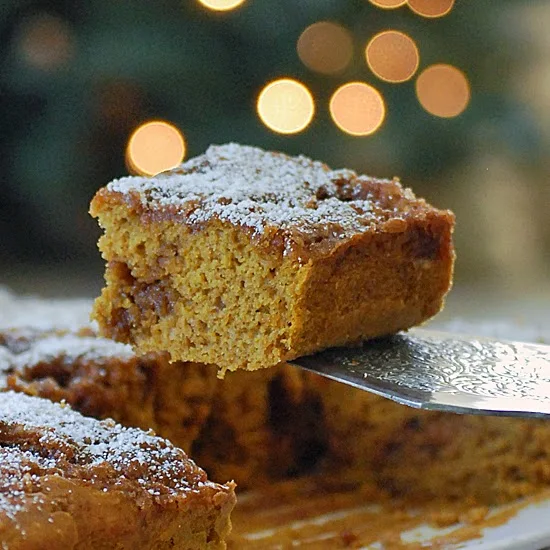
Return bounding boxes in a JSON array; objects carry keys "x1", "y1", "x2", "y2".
[
  {"x1": 0, "y1": 330, "x2": 135, "y2": 386},
  {"x1": 0, "y1": 390, "x2": 213, "y2": 520},
  {"x1": 11, "y1": 334, "x2": 134, "y2": 370},
  {"x1": 108, "y1": 144, "x2": 384, "y2": 237},
  {"x1": 0, "y1": 447, "x2": 54, "y2": 519}
]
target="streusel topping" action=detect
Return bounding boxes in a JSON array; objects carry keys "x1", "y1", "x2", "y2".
[
  {"x1": 0, "y1": 330, "x2": 134, "y2": 381},
  {"x1": 0, "y1": 390, "x2": 210, "y2": 518},
  {"x1": 108, "y1": 143, "x2": 398, "y2": 238}
]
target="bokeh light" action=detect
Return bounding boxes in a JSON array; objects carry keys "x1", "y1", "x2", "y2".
[
  {"x1": 407, "y1": 0, "x2": 454, "y2": 18},
  {"x1": 366, "y1": 30, "x2": 419, "y2": 83},
  {"x1": 257, "y1": 79, "x2": 315, "y2": 134},
  {"x1": 126, "y1": 121, "x2": 186, "y2": 176},
  {"x1": 368, "y1": 0, "x2": 407, "y2": 9},
  {"x1": 416, "y1": 64, "x2": 470, "y2": 118},
  {"x1": 17, "y1": 14, "x2": 74, "y2": 71},
  {"x1": 197, "y1": 0, "x2": 246, "y2": 11},
  {"x1": 297, "y1": 21, "x2": 353, "y2": 75},
  {"x1": 329, "y1": 82, "x2": 386, "y2": 136}
]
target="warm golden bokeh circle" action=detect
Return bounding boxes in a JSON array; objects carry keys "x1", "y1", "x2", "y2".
[
  {"x1": 416, "y1": 64, "x2": 470, "y2": 118},
  {"x1": 297, "y1": 21, "x2": 353, "y2": 75},
  {"x1": 407, "y1": 0, "x2": 454, "y2": 18},
  {"x1": 197, "y1": 0, "x2": 246, "y2": 12},
  {"x1": 126, "y1": 121, "x2": 186, "y2": 176},
  {"x1": 257, "y1": 79, "x2": 315, "y2": 134},
  {"x1": 368, "y1": 0, "x2": 407, "y2": 9},
  {"x1": 329, "y1": 82, "x2": 386, "y2": 136},
  {"x1": 366, "y1": 30, "x2": 419, "y2": 83}
]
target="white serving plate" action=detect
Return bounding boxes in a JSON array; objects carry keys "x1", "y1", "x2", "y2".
[{"x1": 363, "y1": 497, "x2": 550, "y2": 549}]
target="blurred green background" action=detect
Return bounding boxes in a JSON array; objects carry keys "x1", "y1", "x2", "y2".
[{"x1": 1, "y1": 0, "x2": 549, "y2": 305}]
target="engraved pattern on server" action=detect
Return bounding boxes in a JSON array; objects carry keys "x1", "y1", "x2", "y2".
[
  {"x1": 346, "y1": 334, "x2": 550, "y2": 398},
  {"x1": 295, "y1": 330, "x2": 550, "y2": 416}
]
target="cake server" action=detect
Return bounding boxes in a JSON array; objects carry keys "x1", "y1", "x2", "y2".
[{"x1": 291, "y1": 329, "x2": 550, "y2": 418}]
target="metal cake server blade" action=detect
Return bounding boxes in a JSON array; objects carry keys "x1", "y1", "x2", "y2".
[{"x1": 291, "y1": 329, "x2": 550, "y2": 418}]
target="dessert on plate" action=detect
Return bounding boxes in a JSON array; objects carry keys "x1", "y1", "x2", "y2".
[
  {"x1": 6, "y1": 137, "x2": 550, "y2": 546},
  {"x1": 90, "y1": 143, "x2": 455, "y2": 374},
  {"x1": 0, "y1": 391, "x2": 236, "y2": 549}
]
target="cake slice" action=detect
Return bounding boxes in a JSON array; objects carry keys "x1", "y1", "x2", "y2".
[
  {"x1": 0, "y1": 391, "x2": 236, "y2": 549},
  {"x1": 90, "y1": 144, "x2": 455, "y2": 374}
]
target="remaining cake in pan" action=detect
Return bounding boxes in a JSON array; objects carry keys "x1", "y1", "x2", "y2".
[
  {"x1": 0, "y1": 391, "x2": 236, "y2": 549},
  {"x1": 90, "y1": 143, "x2": 455, "y2": 374},
  {"x1": 191, "y1": 363, "x2": 326, "y2": 489},
  {"x1": 0, "y1": 321, "x2": 323, "y2": 490},
  {"x1": 306, "y1": 371, "x2": 550, "y2": 505},
  {"x1": 4, "y1": 294, "x2": 550, "y2": 509},
  {"x1": 0, "y1": 327, "x2": 217, "y2": 453}
]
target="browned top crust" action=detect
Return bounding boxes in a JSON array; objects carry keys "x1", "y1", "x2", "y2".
[
  {"x1": 91, "y1": 144, "x2": 454, "y2": 259},
  {"x1": 0, "y1": 391, "x2": 220, "y2": 519}
]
